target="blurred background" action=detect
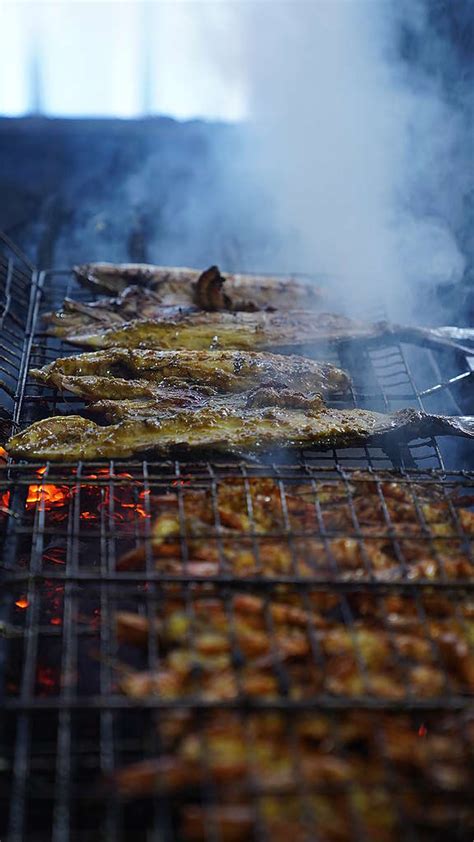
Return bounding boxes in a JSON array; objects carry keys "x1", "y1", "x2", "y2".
[
  {"x1": 0, "y1": 0, "x2": 472, "y2": 323},
  {"x1": 0, "y1": 1, "x2": 246, "y2": 120}
]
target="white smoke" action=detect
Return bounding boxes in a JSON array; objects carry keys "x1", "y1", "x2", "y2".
[{"x1": 228, "y1": 0, "x2": 467, "y2": 319}]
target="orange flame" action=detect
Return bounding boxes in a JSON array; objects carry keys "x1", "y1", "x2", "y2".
[
  {"x1": 0, "y1": 446, "x2": 7, "y2": 463},
  {"x1": 15, "y1": 597, "x2": 29, "y2": 609}
]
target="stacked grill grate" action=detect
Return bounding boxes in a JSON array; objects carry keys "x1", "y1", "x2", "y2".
[{"x1": 0, "y1": 231, "x2": 473, "y2": 841}]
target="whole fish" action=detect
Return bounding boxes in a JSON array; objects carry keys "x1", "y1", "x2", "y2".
[
  {"x1": 62, "y1": 310, "x2": 474, "y2": 356},
  {"x1": 31, "y1": 348, "x2": 350, "y2": 400},
  {"x1": 63, "y1": 311, "x2": 384, "y2": 350},
  {"x1": 74, "y1": 262, "x2": 322, "y2": 311},
  {"x1": 7, "y1": 407, "x2": 474, "y2": 461}
]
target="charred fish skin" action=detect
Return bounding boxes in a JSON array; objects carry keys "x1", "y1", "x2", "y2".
[
  {"x1": 7, "y1": 408, "x2": 474, "y2": 462},
  {"x1": 73, "y1": 263, "x2": 202, "y2": 297},
  {"x1": 42, "y1": 287, "x2": 193, "y2": 337},
  {"x1": 30, "y1": 348, "x2": 351, "y2": 399},
  {"x1": 73, "y1": 262, "x2": 322, "y2": 311},
  {"x1": 195, "y1": 264, "x2": 321, "y2": 311}
]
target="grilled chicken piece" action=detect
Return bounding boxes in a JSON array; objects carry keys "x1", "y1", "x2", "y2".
[
  {"x1": 117, "y1": 475, "x2": 474, "y2": 581},
  {"x1": 112, "y1": 709, "x2": 474, "y2": 840},
  {"x1": 7, "y1": 407, "x2": 474, "y2": 461},
  {"x1": 43, "y1": 286, "x2": 191, "y2": 337},
  {"x1": 73, "y1": 262, "x2": 322, "y2": 311},
  {"x1": 30, "y1": 348, "x2": 351, "y2": 400},
  {"x1": 116, "y1": 589, "x2": 474, "y2": 703},
  {"x1": 62, "y1": 310, "x2": 383, "y2": 350}
]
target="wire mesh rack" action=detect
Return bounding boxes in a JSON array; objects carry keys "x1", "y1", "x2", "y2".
[
  {"x1": 1, "y1": 463, "x2": 474, "y2": 841},
  {"x1": 1, "y1": 231, "x2": 474, "y2": 841}
]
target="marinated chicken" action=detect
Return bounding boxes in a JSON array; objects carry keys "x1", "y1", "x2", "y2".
[
  {"x1": 74, "y1": 262, "x2": 322, "y2": 311},
  {"x1": 31, "y1": 348, "x2": 351, "y2": 400},
  {"x1": 116, "y1": 589, "x2": 474, "y2": 703},
  {"x1": 113, "y1": 707, "x2": 474, "y2": 840},
  {"x1": 117, "y1": 475, "x2": 474, "y2": 582},
  {"x1": 7, "y1": 407, "x2": 474, "y2": 461}
]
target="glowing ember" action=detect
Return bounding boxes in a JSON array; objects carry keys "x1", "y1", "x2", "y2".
[
  {"x1": 26, "y1": 483, "x2": 69, "y2": 509},
  {"x1": 0, "y1": 446, "x2": 7, "y2": 463},
  {"x1": 15, "y1": 596, "x2": 29, "y2": 609},
  {"x1": 20, "y1": 467, "x2": 153, "y2": 525},
  {"x1": 120, "y1": 501, "x2": 149, "y2": 518},
  {"x1": 36, "y1": 666, "x2": 57, "y2": 691},
  {"x1": 418, "y1": 724, "x2": 428, "y2": 737},
  {"x1": 43, "y1": 547, "x2": 66, "y2": 565},
  {"x1": 172, "y1": 478, "x2": 192, "y2": 487},
  {"x1": 50, "y1": 617, "x2": 62, "y2": 626},
  {"x1": 1, "y1": 490, "x2": 10, "y2": 510}
]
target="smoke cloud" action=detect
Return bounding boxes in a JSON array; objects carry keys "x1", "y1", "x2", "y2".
[
  {"x1": 227, "y1": 0, "x2": 469, "y2": 320},
  {"x1": 7, "y1": 0, "x2": 470, "y2": 331}
]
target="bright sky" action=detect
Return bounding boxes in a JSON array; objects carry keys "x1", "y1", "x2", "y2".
[{"x1": 0, "y1": 0, "x2": 248, "y2": 120}]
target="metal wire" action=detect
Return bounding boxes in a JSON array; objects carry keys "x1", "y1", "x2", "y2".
[{"x1": 1, "y1": 231, "x2": 474, "y2": 841}]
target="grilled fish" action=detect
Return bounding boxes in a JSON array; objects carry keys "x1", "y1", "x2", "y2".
[
  {"x1": 31, "y1": 348, "x2": 351, "y2": 400},
  {"x1": 89, "y1": 391, "x2": 327, "y2": 421},
  {"x1": 7, "y1": 407, "x2": 474, "y2": 461},
  {"x1": 43, "y1": 286, "x2": 190, "y2": 337},
  {"x1": 62, "y1": 310, "x2": 474, "y2": 355},
  {"x1": 74, "y1": 262, "x2": 322, "y2": 311},
  {"x1": 63, "y1": 311, "x2": 381, "y2": 350}
]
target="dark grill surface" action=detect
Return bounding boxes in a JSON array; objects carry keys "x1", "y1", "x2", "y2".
[{"x1": 1, "y1": 232, "x2": 474, "y2": 841}]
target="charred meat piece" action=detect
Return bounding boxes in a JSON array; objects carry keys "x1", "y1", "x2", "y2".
[
  {"x1": 112, "y1": 709, "x2": 474, "y2": 840},
  {"x1": 30, "y1": 348, "x2": 351, "y2": 400},
  {"x1": 116, "y1": 590, "x2": 474, "y2": 703},
  {"x1": 43, "y1": 286, "x2": 192, "y2": 337},
  {"x1": 61, "y1": 310, "x2": 384, "y2": 350},
  {"x1": 116, "y1": 475, "x2": 474, "y2": 582},
  {"x1": 7, "y1": 407, "x2": 474, "y2": 461},
  {"x1": 73, "y1": 262, "x2": 322, "y2": 311}
]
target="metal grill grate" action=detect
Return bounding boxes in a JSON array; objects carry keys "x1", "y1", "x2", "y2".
[
  {"x1": 1, "y1": 231, "x2": 474, "y2": 841},
  {"x1": 0, "y1": 464, "x2": 473, "y2": 841},
  {"x1": 4, "y1": 239, "x2": 471, "y2": 470}
]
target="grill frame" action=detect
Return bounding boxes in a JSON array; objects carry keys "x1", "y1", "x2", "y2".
[{"x1": 1, "y1": 230, "x2": 474, "y2": 842}]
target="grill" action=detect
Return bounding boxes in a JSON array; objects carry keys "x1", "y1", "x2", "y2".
[{"x1": 1, "y1": 230, "x2": 474, "y2": 841}]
